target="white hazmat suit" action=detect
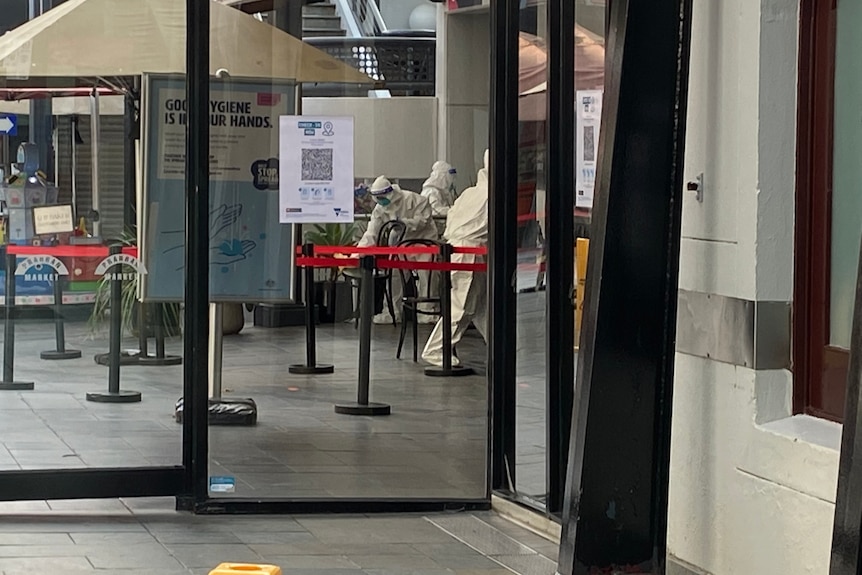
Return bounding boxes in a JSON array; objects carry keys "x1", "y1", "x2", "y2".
[
  {"x1": 420, "y1": 161, "x2": 458, "y2": 218},
  {"x1": 358, "y1": 176, "x2": 439, "y2": 324},
  {"x1": 422, "y1": 151, "x2": 489, "y2": 366}
]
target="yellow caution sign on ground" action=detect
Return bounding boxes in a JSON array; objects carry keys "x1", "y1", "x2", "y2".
[
  {"x1": 575, "y1": 238, "x2": 589, "y2": 349},
  {"x1": 210, "y1": 564, "x2": 282, "y2": 575}
]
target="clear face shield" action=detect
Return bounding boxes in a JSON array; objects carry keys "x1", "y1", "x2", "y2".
[{"x1": 371, "y1": 185, "x2": 395, "y2": 207}]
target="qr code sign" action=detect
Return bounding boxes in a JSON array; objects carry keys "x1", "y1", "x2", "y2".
[{"x1": 302, "y1": 148, "x2": 333, "y2": 181}]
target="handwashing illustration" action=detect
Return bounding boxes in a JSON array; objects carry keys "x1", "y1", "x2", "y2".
[{"x1": 163, "y1": 203, "x2": 257, "y2": 270}]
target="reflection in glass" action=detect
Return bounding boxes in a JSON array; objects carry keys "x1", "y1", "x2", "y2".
[
  {"x1": 513, "y1": 0, "x2": 606, "y2": 505},
  {"x1": 0, "y1": 0, "x2": 187, "y2": 472},
  {"x1": 830, "y1": 0, "x2": 862, "y2": 348},
  {"x1": 203, "y1": 1, "x2": 489, "y2": 500}
]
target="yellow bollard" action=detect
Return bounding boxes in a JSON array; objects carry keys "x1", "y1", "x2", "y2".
[
  {"x1": 575, "y1": 238, "x2": 590, "y2": 350},
  {"x1": 209, "y1": 564, "x2": 282, "y2": 575}
]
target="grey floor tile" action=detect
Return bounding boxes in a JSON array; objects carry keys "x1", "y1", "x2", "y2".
[
  {"x1": 424, "y1": 554, "x2": 501, "y2": 570},
  {"x1": 362, "y1": 569, "x2": 455, "y2": 575},
  {"x1": 345, "y1": 554, "x2": 441, "y2": 569},
  {"x1": 0, "y1": 556, "x2": 95, "y2": 571},
  {"x1": 69, "y1": 532, "x2": 161, "y2": 545},
  {"x1": 426, "y1": 516, "x2": 535, "y2": 556},
  {"x1": 153, "y1": 531, "x2": 244, "y2": 544},
  {"x1": 0, "y1": 533, "x2": 74, "y2": 546},
  {"x1": 85, "y1": 549, "x2": 188, "y2": 570},
  {"x1": 491, "y1": 554, "x2": 556, "y2": 575},
  {"x1": 258, "y1": 555, "x2": 360, "y2": 569},
  {"x1": 164, "y1": 543, "x2": 263, "y2": 568}
]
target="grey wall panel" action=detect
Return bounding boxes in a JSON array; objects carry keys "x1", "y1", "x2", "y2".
[{"x1": 56, "y1": 115, "x2": 126, "y2": 240}]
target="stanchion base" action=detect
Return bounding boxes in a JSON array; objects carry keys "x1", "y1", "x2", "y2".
[
  {"x1": 85, "y1": 390, "x2": 142, "y2": 403},
  {"x1": 174, "y1": 397, "x2": 257, "y2": 426},
  {"x1": 289, "y1": 363, "x2": 334, "y2": 375},
  {"x1": 138, "y1": 354, "x2": 183, "y2": 366},
  {"x1": 40, "y1": 349, "x2": 82, "y2": 360},
  {"x1": 424, "y1": 365, "x2": 475, "y2": 377},
  {"x1": 94, "y1": 352, "x2": 142, "y2": 367},
  {"x1": 334, "y1": 402, "x2": 391, "y2": 416},
  {"x1": 0, "y1": 381, "x2": 35, "y2": 391}
]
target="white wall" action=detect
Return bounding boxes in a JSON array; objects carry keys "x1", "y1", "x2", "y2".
[
  {"x1": 303, "y1": 96, "x2": 437, "y2": 180},
  {"x1": 379, "y1": 0, "x2": 429, "y2": 31},
  {"x1": 669, "y1": 0, "x2": 841, "y2": 573},
  {"x1": 436, "y1": 6, "x2": 490, "y2": 190}
]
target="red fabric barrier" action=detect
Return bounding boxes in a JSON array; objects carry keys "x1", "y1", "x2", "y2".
[
  {"x1": 6, "y1": 245, "x2": 139, "y2": 258},
  {"x1": 296, "y1": 244, "x2": 488, "y2": 256},
  {"x1": 311, "y1": 245, "x2": 440, "y2": 256},
  {"x1": 451, "y1": 246, "x2": 487, "y2": 255},
  {"x1": 295, "y1": 256, "x2": 486, "y2": 273}
]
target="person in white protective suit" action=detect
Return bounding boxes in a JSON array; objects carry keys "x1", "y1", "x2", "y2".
[
  {"x1": 421, "y1": 150, "x2": 489, "y2": 366},
  {"x1": 358, "y1": 176, "x2": 439, "y2": 324},
  {"x1": 420, "y1": 161, "x2": 458, "y2": 218}
]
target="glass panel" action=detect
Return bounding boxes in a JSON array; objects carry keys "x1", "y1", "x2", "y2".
[
  {"x1": 206, "y1": 2, "x2": 488, "y2": 499},
  {"x1": 514, "y1": 0, "x2": 549, "y2": 503},
  {"x1": 573, "y1": 0, "x2": 606, "y2": 346},
  {"x1": 0, "y1": 2, "x2": 184, "y2": 472},
  {"x1": 830, "y1": 0, "x2": 862, "y2": 349}
]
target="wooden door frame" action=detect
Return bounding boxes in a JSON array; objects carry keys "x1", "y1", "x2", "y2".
[{"x1": 793, "y1": 0, "x2": 846, "y2": 421}]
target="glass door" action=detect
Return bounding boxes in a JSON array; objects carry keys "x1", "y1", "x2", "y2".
[
  {"x1": 0, "y1": 0, "x2": 186, "y2": 502},
  {"x1": 506, "y1": 0, "x2": 605, "y2": 515},
  {"x1": 200, "y1": 1, "x2": 491, "y2": 508}
]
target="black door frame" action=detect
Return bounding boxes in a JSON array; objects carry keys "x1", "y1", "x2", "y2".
[{"x1": 487, "y1": 0, "x2": 577, "y2": 519}]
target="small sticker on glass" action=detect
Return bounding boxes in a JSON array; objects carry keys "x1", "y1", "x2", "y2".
[{"x1": 209, "y1": 476, "x2": 236, "y2": 493}]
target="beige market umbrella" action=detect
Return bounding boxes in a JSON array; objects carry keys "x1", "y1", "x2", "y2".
[
  {"x1": 518, "y1": 26, "x2": 605, "y2": 122},
  {"x1": 0, "y1": 0, "x2": 374, "y2": 93}
]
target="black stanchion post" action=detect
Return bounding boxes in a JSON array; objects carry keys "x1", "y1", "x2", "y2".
[
  {"x1": 290, "y1": 243, "x2": 334, "y2": 375},
  {"x1": 40, "y1": 274, "x2": 82, "y2": 360},
  {"x1": 86, "y1": 245, "x2": 141, "y2": 403},
  {"x1": 138, "y1": 302, "x2": 182, "y2": 366},
  {"x1": 425, "y1": 244, "x2": 474, "y2": 377},
  {"x1": 138, "y1": 301, "x2": 149, "y2": 358},
  {"x1": 0, "y1": 249, "x2": 34, "y2": 390},
  {"x1": 335, "y1": 255, "x2": 390, "y2": 416}
]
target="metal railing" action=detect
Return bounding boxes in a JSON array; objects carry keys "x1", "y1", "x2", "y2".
[
  {"x1": 304, "y1": 36, "x2": 436, "y2": 97},
  {"x1": 332, "y1": 0, "x2": 388, "y2": 37}
]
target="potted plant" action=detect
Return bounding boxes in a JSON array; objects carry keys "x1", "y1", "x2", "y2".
[
  {"x1": 87, "y1": 230, "x2": 182, "y2": 340},
  {"x1": 304, "y1": 222, "x2": 357, "y2": 323}
]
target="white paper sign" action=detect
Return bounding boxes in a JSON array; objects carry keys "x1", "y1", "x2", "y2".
[
  {"x1": 32, "y1": 205, "x2": 74, "y2": 235},
  {"x1": 279, "y1": 116, "x2": 355, "y2": 224},
  {"x1": 576, "y1": 90, "x2": 603, "y2": 209}
]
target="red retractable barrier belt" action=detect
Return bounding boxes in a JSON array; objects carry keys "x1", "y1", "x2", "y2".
[
  {"x1": 6, "y1": 245, "x2": 139, "y2": 258},
  {"x1": 295, "y1": 256, "x2": 485, "y2": 273}
]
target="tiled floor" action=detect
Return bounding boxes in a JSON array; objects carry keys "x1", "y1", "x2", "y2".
[
  {"x1": 0, "y1": 498, "x2": 559, "y2": 575},
  {"x1": 0, "y1": 309, "x2": 507, "y2": 499},
  {"x1": 1, "y1": 282, "x2": 550, "y2": 500}
]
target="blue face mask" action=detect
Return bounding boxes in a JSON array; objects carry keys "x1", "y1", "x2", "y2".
[{"x1": 376, "y1": 196, "x2": 391, "y2": 207}]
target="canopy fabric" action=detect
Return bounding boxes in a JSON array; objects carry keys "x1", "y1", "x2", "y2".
[
  {"x1": 0, "y1": 0, "x2": 373, "y2": 91},
  {"x1": 518, "y1": 26, "x2": 606, "y2": 122}
]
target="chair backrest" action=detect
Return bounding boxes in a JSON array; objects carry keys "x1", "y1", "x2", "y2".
[
  {"x1": 395, "y1": 238, "x2": 441, "y2": 299},
  {"x1": 377, "y1": 219, "x2": 407, "y2": 248}
]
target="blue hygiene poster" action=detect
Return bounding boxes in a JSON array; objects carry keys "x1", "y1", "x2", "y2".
[{"x1": 140, "y1": 74, "x2": 296, "y2": 303}]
